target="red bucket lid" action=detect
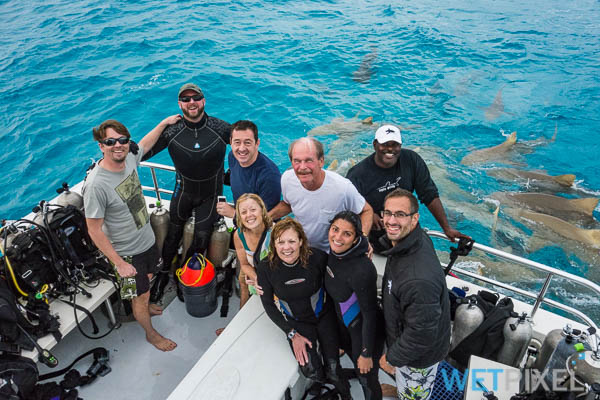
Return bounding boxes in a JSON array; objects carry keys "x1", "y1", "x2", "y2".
[{"x1": 179, "y1": 256, "x2": 215, "y2": 287}]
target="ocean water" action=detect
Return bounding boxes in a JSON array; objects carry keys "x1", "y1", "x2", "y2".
[{"x1": 1, "y1": 1, "x2": 599, "y2": 319}]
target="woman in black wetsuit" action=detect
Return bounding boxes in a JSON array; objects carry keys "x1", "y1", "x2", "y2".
[
  {"x1": 325, "y1": 211, "x2": 384, "y2": 400},
  {"x1": 256, "y1": 218, "x2": 351, "y2": 399}
]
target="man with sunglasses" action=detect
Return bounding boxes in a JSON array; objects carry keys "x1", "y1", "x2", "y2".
[
  {"x1": 378, "y1": 188, "x2": 451, "y2": 400},
  {"x1": 142, "y1": 83, "x2": 231, "y2": 302},
  {"x1": 83, "y1": 116, "x2": 180, "y2": 352},
  {"x1": 346, "y1": 124, "x2": 467, "y2": 252}
]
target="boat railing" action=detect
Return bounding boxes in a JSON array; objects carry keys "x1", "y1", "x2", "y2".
[
  {"x1": 427, "y1": 230, "x2": 600, "y2": 330},
  {"x1": 139, "y1": 161, "x2": 600, "y2": 330},
  {"x1": 140, "y1": 161, "x2": 176, "y2": 203}
]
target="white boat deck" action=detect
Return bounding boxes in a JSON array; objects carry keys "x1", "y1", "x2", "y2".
[{"x1": 37, "y1": 290, "x2": 241, "y2": 399}]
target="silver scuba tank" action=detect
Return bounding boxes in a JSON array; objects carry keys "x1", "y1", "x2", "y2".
[
  {"x1": 207, "y1": 218, "x2": 230, "y2": 268},
  {"x1": 181, "y1": 214, "x2": 195, "y2": 264},
  {"x1": 149, "y1": 201, "x2": 169, "y2": 255},
  {"x1": 567, "y1": 350, "x2": 600, "y2": 393},
  {"x1": 566, "y1": 329, "x2": 600, "y2": 396},
  {"x1": 533, "y1": 324, "x2": 573, "y2": 371},
  {"x1": 451, "y1": 297, "x2": 484, "y2": 351},
  {"x1": 542, "y1": 328, "x2": 588, "y2": 388},
  {"x1": 55, "y1": 182, "x2": 84, "y2": 210},
  {"x1": 497, "y1": 312, "x2": 533, "y2": 368}
]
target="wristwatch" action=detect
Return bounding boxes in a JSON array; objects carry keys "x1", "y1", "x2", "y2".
[{"x1": 287, "y1": 329, "x2": 297, "y2": 340}]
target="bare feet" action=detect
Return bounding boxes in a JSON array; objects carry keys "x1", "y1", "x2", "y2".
[
  {"x1": 149, "y1": 303, "x2": 163, "y2": 316},
  {"x1": 380, "y1": 383, "x2": 399, "y2": 398},
  {"x1": 146, "y1": 331, "x2": 177, "y2": 352}
]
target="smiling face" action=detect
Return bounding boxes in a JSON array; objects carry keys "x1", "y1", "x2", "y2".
[
  {"x1": 329, "y1": 218, "x2": 358, "y2": 254},
  {"x1": 290, "y1": 140, "x2": 325, "y2": 190},
  {"x1": 373, "y1": 139, "x2": 402, "y2": 168},
  {"x1": 178, "y1": 89, "x2": 205, "y2": 122},
  {"x1": 231, "y1": 128, "x2": 259, "y2": 167},
  {"x1": 383, "y1": 196, "x2": 419, "y2": 245},
  {"x1": 99, "y1": 127, "x2": 129, "y2": 164},
  {"x1": 238, "y1": 198, "x2": 263, "y2": 231},
  {"x1": 274, "y1": 228, "x2": 302, "y2": 264}
]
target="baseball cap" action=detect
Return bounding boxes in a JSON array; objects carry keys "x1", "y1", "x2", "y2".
[
  {"x1": 178, "y1": 83, "x2": 204, "y2": 98},
  {"x1": 375, "y1": 125, "x2": 402, "y2": 144}
]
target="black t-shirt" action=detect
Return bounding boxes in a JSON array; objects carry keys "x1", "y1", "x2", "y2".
[
  {"x1": 346, "y1": 150, "x2": 439, "y2": 214},
  {"x1": 257, "y1": 248, "x2": 329, "y2": 333}
]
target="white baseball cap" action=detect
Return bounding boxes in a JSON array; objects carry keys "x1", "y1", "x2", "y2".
[{"x1": 375, "y1": 125, "x2": 402, "y2": 144}]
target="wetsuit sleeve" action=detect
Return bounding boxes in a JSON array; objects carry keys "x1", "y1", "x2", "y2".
[
  {"x1": 256, "y1": 261, "x2": 293, "y2": 334},
  {"x1": 387, "y1": 280, "x2": 443, "y2": 367},
  {"x1": 411, "y1": 152, "x2": 439, "y2": 206},
  {"x1": 141, "y1": 123, "x2": 175, "y2": 161},
  {"x1": 349, "y1": 261, "x2": 378, "y2": 358}
]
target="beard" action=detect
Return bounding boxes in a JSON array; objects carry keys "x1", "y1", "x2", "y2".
[{"x1": 181, "y1": 104, "x2": 204, "y2": 120}]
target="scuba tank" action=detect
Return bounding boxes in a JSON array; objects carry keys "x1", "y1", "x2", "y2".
[
  {"x1": 451, "y1": 296, "x2": 484, "y2": 351},
  {"x1": 149, "y1": 201, "x2": 169, "y2": 255},
  {"x1": 180, "y1": 213, "x2": 195, "y2": 265},
  {"x1": 566, "y1": 328, "x2": 600, "y2": 398},
  {"x1": 542, "y1": 327, "x2": 589, "y2": 388},
  {"x1": 55, "y1": 182, "x2": 84, "y2": 210},
  {"x1": 533, "y1": 324, "x2": 573, "y2": 371},
  {"x1": 207, "y1": 218, "x2": 230, "y2": 268},
  {"x1": 497, "y1": 312, "x2": 533, "y2": 368}
]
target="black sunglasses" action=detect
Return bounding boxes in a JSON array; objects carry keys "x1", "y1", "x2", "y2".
[
  {"x1": 179, "y1": 94, "x2": 204, "y2": 103},
  {"x1": 101, "y1": 137, "x2": 130, "y2": 146}
]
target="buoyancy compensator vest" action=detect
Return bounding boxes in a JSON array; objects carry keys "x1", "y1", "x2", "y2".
[{"x1": 449, "y1": 290, "x2": 515, "y2": 367}]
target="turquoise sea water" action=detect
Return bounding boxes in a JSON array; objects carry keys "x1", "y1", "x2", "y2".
[{"x1": 1, "y1": 1, "x2": 599, "y2": 318}]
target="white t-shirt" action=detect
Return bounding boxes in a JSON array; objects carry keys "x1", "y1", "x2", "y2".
[{"x1": 281, "y1": 169, "x2": 365, "y2": 252}]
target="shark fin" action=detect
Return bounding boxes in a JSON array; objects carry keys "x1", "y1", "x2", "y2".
[
  {"x1": 492, "y1": 205, "x2": 500, "y2": 231},
  {"x1": 361, "y1": 116, "x2": 373, "y2": 124},
  {"x1": 568, "y1": 198, "x2": 600, "y2": 216},
  {"x1": 327, "y1": 159, "x2": 339, "y2": 171},
  {"x1": 506, "y1": 131, "x2": 517, "y2": 145},
  {"x1": 552, "y1": 174, "x2": 575, "y2": 187},
  {"x1": 353, "y1": 111, "x2": 361, "y2": 119},
  {"x1": 551, "y1": 122, "x2": 558, "y2": 142}
]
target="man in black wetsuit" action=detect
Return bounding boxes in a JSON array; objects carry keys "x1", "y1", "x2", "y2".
[
  {"x1": 346, "y1": 124, "x2": 467, "y2": 252},
  {"x1": 142, "y1": 83, "x2": 231, "y2": 301}
]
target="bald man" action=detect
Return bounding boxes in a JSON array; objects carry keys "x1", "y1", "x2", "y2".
[{"x1": 269, "y1": 137, "x2": 373, "y2": 252}]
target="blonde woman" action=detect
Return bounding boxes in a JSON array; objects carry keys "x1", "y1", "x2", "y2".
[{"x1": 233, "y1": 193, "x2": 272, "y2": 308}]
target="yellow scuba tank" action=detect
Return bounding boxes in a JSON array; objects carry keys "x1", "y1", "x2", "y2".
[
  {"x1": 207, "y1": 218, "x2": 230, "y2": 268},
  {"x1": 149, "y1": 201, "x2": 169, "y2": 255}
]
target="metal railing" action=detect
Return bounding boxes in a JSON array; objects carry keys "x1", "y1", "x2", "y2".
[
  {"x1": 139, "y1": 161, "x2": 600, "y2": 330},
  {"x1": 427, "y1": 230, "x2": 600, "y2": 330},
  {"x1": 140, "y1": 161, "x2": 175, "y2": 200}
]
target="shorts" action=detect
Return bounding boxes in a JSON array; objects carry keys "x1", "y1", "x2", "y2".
[
  {"x1": 129, "y1": 244, "x2": 159, "y2": 295},
  {"x1": 395, "y1": 363, "x2": 439, "y2": 400}
]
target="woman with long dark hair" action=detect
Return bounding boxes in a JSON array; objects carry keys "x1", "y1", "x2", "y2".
[
  {"x1": 325, "y1": 211, "x2": 384, "y2": 399},
  {"x1": 256, "y1": 218, "x2": 350, "y2": 398}
]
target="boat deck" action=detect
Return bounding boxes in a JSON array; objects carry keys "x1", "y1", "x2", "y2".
[{"x1": 37, "y1": 287, "x2": 240, "y2": 400}]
